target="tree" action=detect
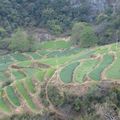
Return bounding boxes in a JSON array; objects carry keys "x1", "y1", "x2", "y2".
[
  {"x1": 8, "y1": 28, "x2": 34, "y2": 52},
  {"x1": 71, "y1": 22, "x2": 98, "y2": 48}
]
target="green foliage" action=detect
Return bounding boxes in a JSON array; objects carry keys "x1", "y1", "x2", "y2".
[
  {"x1": 0, "y1": 0, "x2": 91, "y2": 37},
  {"x1": 71, "y1": 22, "x2": 98, "y2": 47},
  {"x1": 47, "y1": 20, "x2": 62, "y2": 35},
  {"x1": 8, "y1": 29, "x2": 34, "y2": 52},
  {"x1": 48, "y1": 85, "x2": 64, "y2": 107}
]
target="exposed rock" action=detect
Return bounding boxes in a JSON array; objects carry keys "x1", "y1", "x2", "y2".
[{"x1": 27, "y1": 28, "x2": 55, "y2": 42}]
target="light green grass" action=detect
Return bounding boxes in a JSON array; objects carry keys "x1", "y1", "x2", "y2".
[
  {"x1": 95, "y1": 46, "x2": 109, "y2": 54},
  {"x1": 35, "y1": 70, "x2": 46, "y2": 82},
  {"x1": 106, "y1": 52, "x2": 120, "y2": 79},
  {"x1": 23, "y1": 79, "x2": 35, "y2": 93},
  {"x1": 111, "y1": 43, "x2": 120, "y2": 52},
  {"x1": 0, "y1": 97, "x2": 11, "y2": 112},
  {"x1": 45, "y1": 68, "x2": 55, "y2": 79},
  {"x1": 40, "y1": 56, "x2": 71, "y2": 66},
  {"x1": 17, "y1": 61, "x2": 32, "y2": 67},
  {"x1": 89, "y1": 54, "x2": 113, "y2": 81},
  {"x1": 75, "y1": 59, "x2": 99, "y2": 83},
  {"x1": 40, "y1": 40, "x2": 71, "y2": 50}
]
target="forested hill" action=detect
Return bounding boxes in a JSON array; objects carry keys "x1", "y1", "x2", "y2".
[{"x1": 0, "y1": 0, "x2": 120, "y2": 44}]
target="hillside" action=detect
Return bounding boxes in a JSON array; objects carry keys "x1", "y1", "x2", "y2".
[
  {"x1": 0, "y1": 39, "x2": 120, "y2": 120},
  {"x1": 0, "y1": 0, "x2": 119, "y2": 45}
]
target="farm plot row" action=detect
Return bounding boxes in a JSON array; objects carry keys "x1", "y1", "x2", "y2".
[
  {"x1": 74, "y1": 59, "x2": 99, "y2": 83},
  {"x1": 0, "y1": 64, "x2": 56, "y2": 113},
  {"x1": 59, "y1": 54, "x2": 114, "y2": 84},
  {"x1": 0, "y1": 78, "x2": 37, "y2": 113},
  {"x1": 89, "y1": 54, "x2": 114, "y2": 81},
  {"x1": 60, "y1": 62, "x2": 80, "y2": 83},
  {"x1": 106, "y1": 52, "x2": 120, "y2": 79}
]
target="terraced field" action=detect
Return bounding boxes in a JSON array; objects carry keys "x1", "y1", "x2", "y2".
[{"x1": 0, "y1": 40, "x2": 120, "y2": 118}]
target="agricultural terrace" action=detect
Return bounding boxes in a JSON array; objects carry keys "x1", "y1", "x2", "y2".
[{"x1": 0, "y1": 40, "x2": 119, "y2": 116}]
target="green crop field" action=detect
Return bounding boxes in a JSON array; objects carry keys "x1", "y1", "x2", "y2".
[
  {"x1": 89, "y1": 54, "x2": 114, "y2": 81},
  {"x1": 15, "y1": 81, "x2": 36, "y2": 110},
  {"x1": 106, "y1": 52, "x2": 120, "y2": 79},
  {"x1": 74, "y1": 59, "x2": 99, "y2": 83},
  {"x1": 0, "y1": 40, "x2": 120, "y2": 117},
  {"x1": 60, "y1": 62, "x2": 80, "y2": 83},
  {"x1": 6, "y1": 86, "x2": 20, "y2": 107}
]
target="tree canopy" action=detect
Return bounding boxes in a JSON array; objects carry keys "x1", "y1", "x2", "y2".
[{"x1": 71, "y1": 22, "x2": 98, "y2": 47}]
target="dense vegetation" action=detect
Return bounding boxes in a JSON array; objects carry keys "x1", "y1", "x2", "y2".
[{"x1": 0, "y1": 0, "x2": 119, "y2": 51}]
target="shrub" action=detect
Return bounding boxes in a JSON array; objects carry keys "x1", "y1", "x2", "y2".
[
  {"x1": 8, "y1": 28, "x2": 34, "y2": 52},
  {"x1": 71, "y1": 22, "x2": 98, "y2": 48}
]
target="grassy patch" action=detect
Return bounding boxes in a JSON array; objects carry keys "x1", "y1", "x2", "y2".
[
  {"x1": 95, "y1": 46, "x2": 109, "y2": 54},
  {"x1": 40, "y1": 40, "x2": 71, "y2": 50},
  {"x1": 40, "y1": 56, "x2": 71, "y2": 66},
  {"x1": 45, "y1": 68, "x2": 55, "y2": 79},
  {"x1": 0, "y1": 97, "x2": 11, "y2": 112}
]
